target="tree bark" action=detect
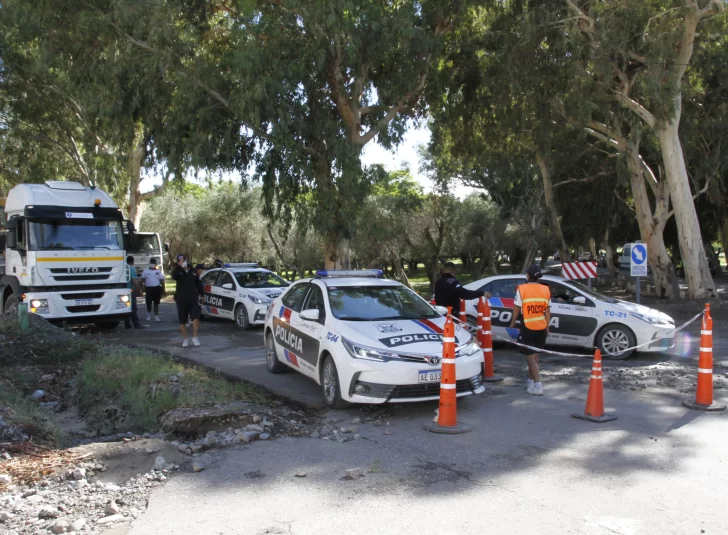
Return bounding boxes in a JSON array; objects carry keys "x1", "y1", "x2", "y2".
[
  {"x1": 626, "y1": 141, "x2": 679, "y2": 299},
  {"x1": 393, "y1": 257, "x2": 413, "y2": 289},
  {"x1": 535, "y1": 151, "x2": 569, "y2": 263},
  {"x1": 324, "y1": 238, "x2": 351, "y2": 270},
  {"x1": 657, "y1": 120, "x2": 715, "y2": 297},
  {"x1": 127, "y1": 143, "x2": 146, "y2": 229}
]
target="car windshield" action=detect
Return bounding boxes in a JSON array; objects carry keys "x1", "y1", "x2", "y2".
[
  {"x1": 28, "y1": 219, "x2": 123, "y2": 251},
  {"x1": 234, "y1": 271, "x2": 288, "y2": 288},
  {"x1": 327, "y1": 285, "x2": 438, "y2": 321},
  {"x1": 568, "y1": 281, "x2": 618, "y2": 303},
  {"x1": 127, "y1": 234, "x2": 160, "y2": 254}
]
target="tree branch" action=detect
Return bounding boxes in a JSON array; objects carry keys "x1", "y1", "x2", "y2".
[{"x1": 614, "y1": 93, "x2": 656, "y2": 128}]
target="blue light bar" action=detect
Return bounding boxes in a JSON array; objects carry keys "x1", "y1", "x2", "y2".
[
  {"x1": 315, "y1": 269, "x2": 384, "y2": 278},
  {"x1": 224, "y1": 263, "x2": 259, "y2": 268}
]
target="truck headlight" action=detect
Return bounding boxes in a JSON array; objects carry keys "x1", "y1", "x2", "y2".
[
  {"x1": 342, "y1": 338, "x2": 399, "y2": 362},
  {"x1": 117, "y1": 295, "x2": 131, "y2": 309},
  {"x1": 30, "y1": 299, "x2": 49, "y2": 314},
  {"x1": 458, "y1": 336, "x2": 481, "y2": 357}
]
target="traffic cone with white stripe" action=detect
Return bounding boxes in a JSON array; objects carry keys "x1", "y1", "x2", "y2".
[
  {"x1": 425, "y1": 314, "x2": 471, "y2": 434},
  {"x1": 571, "y1": 349, "x2": 618, "y2": 423},
  {"x1": 682, "y1": 304, "x2": 726, "y2": 412},
  {"x1": 478, "y1": 297, "x2": 503, "y2": 382},
  {"x1": 459, "y1": 299, "x2": 467, "y2": 325}
]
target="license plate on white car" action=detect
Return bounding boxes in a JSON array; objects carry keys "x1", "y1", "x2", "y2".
[
  {"x1": 75, "y1": 299, "x2": 93, "y2": 306},
  {"x1": 418, "y1": 370, "x2": 442, "y2": 383}
]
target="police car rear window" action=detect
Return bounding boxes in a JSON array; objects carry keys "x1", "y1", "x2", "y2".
[{"x1": 327, "y1": 286, "x2": 437, "y2": 321}]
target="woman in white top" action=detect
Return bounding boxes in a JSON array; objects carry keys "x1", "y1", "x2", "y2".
[{"x1": 141, "y1": 258, "x2": 165, "y2": 321}]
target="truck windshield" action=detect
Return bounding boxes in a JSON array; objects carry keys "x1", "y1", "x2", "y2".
[
  {"x1": 28, "y1": 220, "x2": 124, "y2": 251},
  {"x1": 127, "y1": 234, "x2": 161, "y2": 254}
]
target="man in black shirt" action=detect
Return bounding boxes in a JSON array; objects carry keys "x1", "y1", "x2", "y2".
[
  {"x1": 172, "y1": 254, "x2": 204, "y2": 348},
  {"x1": 434, "y1": 262, "x2": 489, "y2": 316}
]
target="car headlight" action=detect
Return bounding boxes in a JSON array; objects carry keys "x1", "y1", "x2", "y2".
[
  {"x1": 458, "y1": 336, "x2": 480, "y2": 357},
  {"x1": 247, "y1": 295, "x2": 272, "y2": 305},
  {"x1": 30, "y1": 299, "x2": 49, "y2": 314},
  {"x1": 341, "y1": 338, "x2": 400, "y2": 362},
  {"x1": 630, "y1": 312, "x2": 672, "y2": 326}
]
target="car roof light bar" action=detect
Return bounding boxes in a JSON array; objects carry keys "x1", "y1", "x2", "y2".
[
  {"x1": 224, "y1": 263, "x2": 259, "y2": 268},
  {"x1": 315, "y1": 269, "x2": 384, "y2": 278}
]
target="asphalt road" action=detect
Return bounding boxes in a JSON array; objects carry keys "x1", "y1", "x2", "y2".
[{"x1": 113, "y1": 380, "x2": 727, "y2": 535}]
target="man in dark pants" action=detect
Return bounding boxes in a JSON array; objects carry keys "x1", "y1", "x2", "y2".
[
  {"x1": 124, "y1": 256, "x2": 145, "y2": 330},
  {"x1": 172, "y1": 254, "x2": 204, "y2": 347},
  {"x1": 509, "y1": 264, "x2": 551, "y2": 396},
  {"x1": 434, "y1": 262, "x2": 488, "y2": 317}
]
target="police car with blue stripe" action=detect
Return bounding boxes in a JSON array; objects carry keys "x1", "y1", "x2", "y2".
[
  {"x1": 264, "y1": 270, "x2": 485, "y2": 408},
  {"x1": 462, "y1": 274, "x2": 675, "y2": 358},
  {"x1": 199, "y1": 263, "x2": 290, "y2": 329}
]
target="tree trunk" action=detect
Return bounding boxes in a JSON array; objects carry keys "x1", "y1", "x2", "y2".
[
  {"x1": 521, "y1": 245, "x2": 537, "y2": 274},
  {"x1": 324, "y1": 238, "x2": 351, "y2": 270},
  {"x1": 721, "y1": 219, "x2": 728, "y2": 275},
  {"x1": 128, "y1": 143, "x2": 146, "y2": 229},
  {"x1": 626, "y1": 142, "x2": 679, "y2": 299},
  {"x1": 393, "y1": 257, "x2": 413, "y2": 289},
  {"x1": 535, "y1": 151, "x2": 569, "y2": 263},
  {"x1": 657, "y1": 121, "x2": 715, "y2": 298}
]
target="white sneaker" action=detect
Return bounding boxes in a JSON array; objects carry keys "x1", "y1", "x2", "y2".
[
  {"x1": 527, "y1": 384, "x2": 543, "y2": 396},
  {"x1": 146, "y1": 314, "x2": 151, "y2": 321},
  {"x1": 154, "y1": 316, "x2": 162, "y2": 322},
  {"x1": 182, "y1": 339, "x2": 189, "y2": 348},
  {"x1": 192, "y1": 337, "x2": 200, "y2": 347},
  {"x1": 527, "y1": 381, "x2": 534, "y2": 392}
]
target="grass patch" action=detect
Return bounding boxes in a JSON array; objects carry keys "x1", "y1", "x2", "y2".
[
  {"x1": 0, "y1": 376, "x2": 62, "y2": 444},
  {"x1": 77, "y1": 348, "x2": 268, "y2": 434}
]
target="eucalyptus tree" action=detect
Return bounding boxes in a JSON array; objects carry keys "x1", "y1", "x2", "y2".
[{"x1": 564, "y1": 0, "x2": 724, "y2": 297}]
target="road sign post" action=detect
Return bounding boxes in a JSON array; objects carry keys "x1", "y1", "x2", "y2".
[{"x1": 630, "y1": 243, "x2": 648, "y2": 305}]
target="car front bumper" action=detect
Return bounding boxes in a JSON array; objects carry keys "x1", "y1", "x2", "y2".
[{"x1": 341, "y1": 351, "x2": 486, "y2": 404}]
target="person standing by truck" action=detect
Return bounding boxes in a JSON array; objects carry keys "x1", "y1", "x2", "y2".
[
  {"x1": 141, "y1": 258, "x2": 165, "y2": 322},
  {"x1": 124, "y1": 256, "x2": 145, "y2": 330},
  {"x1": 172, "y1": 254, "x2": 203, "y2": 347}
]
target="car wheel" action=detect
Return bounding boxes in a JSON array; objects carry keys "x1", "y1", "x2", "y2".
[
  {"x1": 597, "y1": 324, "x2": 636, "y2": 359},
  {"x1": 235, "y1": 304, "x2": 250, "y2": 330},
  {"x1": 321, "y1": 355, "x2": 348, "y2": 409},
  {"x1": 265, "y1": 330, "x2": 287, "y2": 374}
]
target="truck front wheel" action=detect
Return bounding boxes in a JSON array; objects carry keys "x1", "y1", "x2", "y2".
[{"x1": 2, "y1": 294, "x2": 19, "y2": 315}]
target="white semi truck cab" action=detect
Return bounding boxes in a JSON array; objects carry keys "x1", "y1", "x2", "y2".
[
  {"x1": 126, "y1": 232, "x2": 169, "y2": 277},
  {"x1": 0, "y1": 181, "x2": 132, "y2": 327}
]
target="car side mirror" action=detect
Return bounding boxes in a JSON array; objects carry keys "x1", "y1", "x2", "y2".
[
  {"x1": 573, "y1": 296, "x2": 586, "y2": 305},
  {"x1": 222, "y1": 283, "x2": 233, "y2": 290},
  {"x1": 300, "y1": 309, "x2": 320, "y2": 321},
  {"x1": 434, "y1": 305, "x2": 449, "y2": 315}
]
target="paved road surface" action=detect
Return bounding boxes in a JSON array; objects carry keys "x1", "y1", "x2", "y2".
[{"x1": 114, "y1": 381, "x2": 727, "y2": 535}]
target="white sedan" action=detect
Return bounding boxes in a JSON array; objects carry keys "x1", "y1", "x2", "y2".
[
  {"x1": 264, "y1": 270, "x2": 485, "y2": 408},
  {"x1": 199, "y1": 264, "x2": 289, "y2": 329},
  {"x1": 462, "y1": 274, "x2": 675, "y2": 359}
]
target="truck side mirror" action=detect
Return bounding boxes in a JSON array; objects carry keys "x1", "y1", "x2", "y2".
[
  {"x1": 164, "y1": 243, "x2": 170, "y2": 254},
  {"x1": 5, "y1": 218, "x2": 18, "y2": 249}
]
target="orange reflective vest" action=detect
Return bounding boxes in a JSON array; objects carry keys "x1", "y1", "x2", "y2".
[{"x1": 517, "y1": 283, "x2": 550, "y2": 331}]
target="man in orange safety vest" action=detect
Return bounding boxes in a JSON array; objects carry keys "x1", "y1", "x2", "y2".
[{"x1": 509, "y1": 265, "x2": 551, "y2": 396}]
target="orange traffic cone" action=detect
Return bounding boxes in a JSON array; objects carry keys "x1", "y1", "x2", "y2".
[
  {"x1": 478, "y1": 297, "x2": 503, "y2": 382},
  {"x1": 425, "y1": 315, "x2": 471, "y2": 434},
  {"x1": 683, "y1": 304, "x2": 726, "y2": 412},
  {"x1": 459, "y1": 299, "x2": 467, "y2": 325},
  {"x1": 571, "y1": 349, "x2": 618, "y2": 423}
]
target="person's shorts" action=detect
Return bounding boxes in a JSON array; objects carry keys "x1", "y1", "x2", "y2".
[
  {"x1": 177, "y1": 299, "x2": 201, "y2": 324},
  {"x1": 517, "y1": 328, "x2": 548, "y2": 355},
  {"x1": 145, "y1": 286, "x2": 163, "y2": 304}
]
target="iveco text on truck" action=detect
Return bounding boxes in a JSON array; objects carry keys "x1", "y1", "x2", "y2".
[{"x1": 0, "y1": 181, "x2": 132, "y2": 328}]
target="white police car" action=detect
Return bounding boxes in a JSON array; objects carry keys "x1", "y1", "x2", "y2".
[
  {"x1": 199, "y1": 264, "x2": 290, "y2": 329},
  {"x1": 264, "y1": 270, "x2": 485, "y2": 408},
  {"x1": 462, "y1": 274, "x2": 675, "y2": 359}
]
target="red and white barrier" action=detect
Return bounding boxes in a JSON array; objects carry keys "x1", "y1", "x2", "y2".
[{"x1": 562, "y1": 261, "x2": 597, "y2": 280}]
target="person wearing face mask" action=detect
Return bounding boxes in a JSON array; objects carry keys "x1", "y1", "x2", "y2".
[{"x1": 172, "y1": 254, "x2": 204, "y2": 347}]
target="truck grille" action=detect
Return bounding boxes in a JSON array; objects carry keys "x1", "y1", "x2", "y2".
[
  {"x1": 49, "y1": 267, "x2": 113, "y2": 282},
  {"x1": 66, "y1": 305, "x2": 102, "y2": 313},
  {"x1": 60, "y1": 292, "x2": 105, "y2": 300}
]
